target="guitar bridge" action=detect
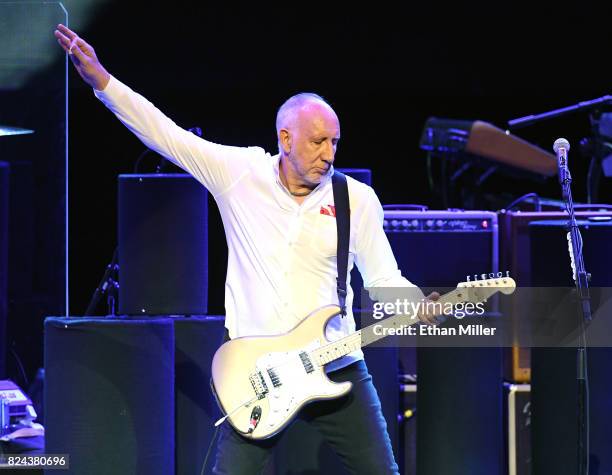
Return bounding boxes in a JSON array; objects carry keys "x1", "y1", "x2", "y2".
[{"x1": 249, "y1": 371, "x2": 269, "y2": 399}]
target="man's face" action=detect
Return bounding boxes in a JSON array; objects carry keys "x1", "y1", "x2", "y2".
[{"x1": 284, "y1": 102, "x2": 340, "y2": 186}]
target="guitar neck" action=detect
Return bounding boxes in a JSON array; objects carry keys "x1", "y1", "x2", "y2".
[{"x1": 310, "y1": 288, "x2": 466, "y2": 367}]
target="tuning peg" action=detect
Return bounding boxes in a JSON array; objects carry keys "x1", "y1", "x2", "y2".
[
  {"x1": 466, "y1": 275, "x2": 471, "y2": 282},
  {"x1": 473, "y1": 274, "x2": 479, "y2": 281},
  {"x1": 506, "y1": 270, "x2": 510, "y2": 277},
  {"x1": 496, "y1": 272, "x2": 502, "y2": 278},
  {"x1": 481, "y1": 273, "x2": 487, "y2": 280}
]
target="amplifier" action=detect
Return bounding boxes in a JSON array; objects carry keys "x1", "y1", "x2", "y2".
[
  {"x1": 383, "y1": 209, "x2": 503, "y2": 475},
  {"x1": 504, "y1": 383, "x2": 531, "y2": 475},
  {"x1": 384, "y1": 211, "x2": 496, "y2": 233},
  {"x1": 399, "y1": 383, "x2": 417, "y2": 475},
  {"x1": 498, "y1": 210, "x2": 612, "y2": 382},
  {"x1": 383, "y1": 210, "x2": 498, "y2": 288},
  {"x1": 499, "y1": 210, "x2": 612, "y2": 286}
]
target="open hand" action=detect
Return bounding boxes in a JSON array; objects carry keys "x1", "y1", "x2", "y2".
[{"x1": 54, "y1": 24, "x2": 110, "y2": 91}]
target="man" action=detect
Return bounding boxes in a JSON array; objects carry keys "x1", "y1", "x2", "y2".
[{"x1": 54, "y1": 24, "x2": 439, "y2": 474}]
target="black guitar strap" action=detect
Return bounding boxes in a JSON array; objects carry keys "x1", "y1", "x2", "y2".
[{"x1": 331, "y1": 171, "x2": 350, "y2": 316}]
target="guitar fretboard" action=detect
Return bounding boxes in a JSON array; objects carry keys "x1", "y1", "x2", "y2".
[{"x1": 309, "y1": 284, "x2": 493, "y2": 367}]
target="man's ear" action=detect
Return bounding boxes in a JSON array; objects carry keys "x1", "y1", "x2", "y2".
[{"x1": 279, "y1": 129, "x2": 292, "y2": 154}]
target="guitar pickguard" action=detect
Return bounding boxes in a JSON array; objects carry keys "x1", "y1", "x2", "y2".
[{"x1": 252, "y1": 340, "x2": 335, "y2": 430}]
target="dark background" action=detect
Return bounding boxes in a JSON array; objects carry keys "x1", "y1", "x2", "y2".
[{"x1": 5, "y1": 1, "x2": 612, "y2": 383}]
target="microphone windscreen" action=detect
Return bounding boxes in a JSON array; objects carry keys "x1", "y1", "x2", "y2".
[{"x1": 553, "y1": 137, "x2": 570, "y2": 154}]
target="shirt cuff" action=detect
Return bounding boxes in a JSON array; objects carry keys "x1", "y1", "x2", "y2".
[{"x1": 93, "y1": 75, "x2": 119, "y2": 100}]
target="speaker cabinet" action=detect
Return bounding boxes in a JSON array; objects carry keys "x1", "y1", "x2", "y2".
[
  {"x1": 44, "y1": 317, "x2": 175, "y2": 475},
  {"x1": 118, "y1": 174, "x2": 208, "y2": 315},
  {"x1": 498, "y1": 210, "x2": 612, "y2": 382},
  {"x1": 530, "y1": 219, "x2": 612, "y2": 475}
]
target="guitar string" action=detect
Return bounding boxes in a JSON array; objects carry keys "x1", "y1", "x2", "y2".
[
  {"x1": 251, "y1": 281, "x2": 511, "y2": 383},
  {"x1": 257, "y1": 289, "x2": 461, "y2": 375}
]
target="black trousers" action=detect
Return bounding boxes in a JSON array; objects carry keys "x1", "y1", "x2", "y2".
[{"x1": 212, "y1": 359, "x2": 399, "y2": 474}]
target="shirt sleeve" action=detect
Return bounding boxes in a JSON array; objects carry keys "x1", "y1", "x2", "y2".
[
  {"x1": 94, "y1": 75, "x2": 253, "y2": 197},
  {"x1": 353, "y1": 187, "x2": 426, "y2": 303}
]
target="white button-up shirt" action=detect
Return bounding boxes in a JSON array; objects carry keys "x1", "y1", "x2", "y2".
[{"x1": 95, "y1": 77, "x2": 422, "y2": 371}]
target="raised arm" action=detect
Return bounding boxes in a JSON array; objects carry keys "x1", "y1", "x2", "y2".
[{"x1": 54, "y1": 24, "x2": 256, "y2": 196}]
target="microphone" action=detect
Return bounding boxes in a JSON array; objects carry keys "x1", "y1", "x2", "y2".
[
  {"x1": 553, "y1": 138, "x2": 570, "y2": 187},
  {"x1": 553, "y1": 137, "x2": 570, "y2": 157}
]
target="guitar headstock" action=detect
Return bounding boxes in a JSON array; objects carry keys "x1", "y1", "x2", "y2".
[{"x1": 455, "y1": 271, "x2": 517, "y2": 303}]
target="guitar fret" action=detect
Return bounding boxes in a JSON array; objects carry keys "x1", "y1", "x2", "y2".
[
  {"x1": 310, "y1": 331, "x2": 363, "y2": 367},
  {"x1": 308, "y1": 274, "x2": 512, "y2": 367}
]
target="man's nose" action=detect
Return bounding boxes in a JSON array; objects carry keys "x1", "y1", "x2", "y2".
[{"x1": 321, "y1": 141, "x2": 335, "y2": 164}]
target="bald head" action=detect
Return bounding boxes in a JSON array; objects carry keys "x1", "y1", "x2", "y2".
[
  {"x1": 276, "y1": 93, "x2": 339, "y2": 154},
  {"x1": 276, "y1": 92, "x2": 335, "y2": 134}
]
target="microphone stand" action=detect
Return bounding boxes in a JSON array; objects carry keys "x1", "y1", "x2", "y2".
[
  {"x1": 508, "y1": 95, "x2": 612, "y2": 130},
  {"x1": 84, "y1": 248, "x2": 119, "y2": 316},
  {"x1": 557, "y1": 142, "x2": 592, "y2": 475}
]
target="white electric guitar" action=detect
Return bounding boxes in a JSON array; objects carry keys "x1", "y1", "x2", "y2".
[{"x1": 211, "y1": 273, "x2": 516, "y2": 439}]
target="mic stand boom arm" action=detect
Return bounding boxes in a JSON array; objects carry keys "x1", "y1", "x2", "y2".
[{"x1": 509, "y1": 95, "x2": 612, "y2": 130}]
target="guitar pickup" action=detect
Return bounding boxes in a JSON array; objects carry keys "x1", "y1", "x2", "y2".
[
  {"x1": 267, "y1": 368, "x2": 282, "y2": 387},
  {"x1": 299, "y1": 351, "x2": 314, "y2": 373}
]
